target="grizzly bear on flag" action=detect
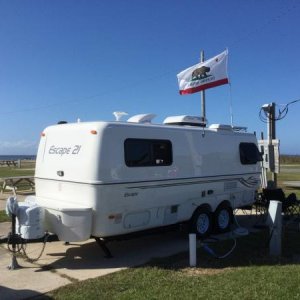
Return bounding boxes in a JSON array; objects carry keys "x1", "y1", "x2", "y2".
[{"x1": 191, "y1": 66, "x2": 210, "y2": 80}]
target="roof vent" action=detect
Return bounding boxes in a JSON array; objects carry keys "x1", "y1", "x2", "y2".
[
  {"x1": 127, "y1": 114, "x2": 156, "y2": 124},
  {"x1": 113, "y1": 111, "x2": 128, "y2": 121},
  {"x1": 163, "y1": 115, "x2": 206, "y2": 127},
  {"x1": 209, "y1": 124, "x2": 233, "y2": 131},
  {"x1": 232, "y1": 126, "x2": 247, "y2": 132}
]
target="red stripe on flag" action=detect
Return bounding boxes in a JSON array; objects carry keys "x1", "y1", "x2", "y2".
[{"x1": 179, "y1": 78, "x2": 229, "y2": 95}]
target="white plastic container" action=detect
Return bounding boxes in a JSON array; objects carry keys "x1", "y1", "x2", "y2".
[{"x1": 45, "y1": 205, "x2": 92, "y2": 242}]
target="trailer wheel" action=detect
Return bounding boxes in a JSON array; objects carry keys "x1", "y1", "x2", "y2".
[
  {"x1": 190, "y1": 206, "x2": 212, "y2": 239},
  {"x1": 214, "y1": 203, "x2": 233, "y2": 233}
]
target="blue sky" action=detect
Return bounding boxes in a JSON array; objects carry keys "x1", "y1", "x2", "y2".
[{"x1": 0, "y1": 0, "x2": 300, "y2": 154}]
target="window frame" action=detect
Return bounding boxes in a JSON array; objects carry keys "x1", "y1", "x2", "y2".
[
  {"x1": 124, "y1": 138, "x2": 173, "y2": 167},
  {"x1": 239, "y1": 142, "x2": 262, "y2": 165}
]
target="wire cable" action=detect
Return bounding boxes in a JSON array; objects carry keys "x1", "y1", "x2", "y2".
[
  {"x1": 21, "y1": 233, "x2": 49, "y2": 263},
  {"x1": 201, "y1": 238, "x2": 237, "y2": 259},
  {"x1": 259, "y1": 98, "x2": 300, "y2": 123}
]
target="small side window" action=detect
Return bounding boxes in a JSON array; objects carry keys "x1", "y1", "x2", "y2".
[
  {"x1": 124, "y1": 139, "x2": 172, "y2": 167},
  {"x1": 239, "y1": 142, "x2": 262, "y2": 165}
]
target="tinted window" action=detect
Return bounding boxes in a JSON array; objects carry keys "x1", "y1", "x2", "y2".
[
  {"x1": 239, "y1": 142, "x2": 262, "y2": 165},
  {"x1": 125, "y1": 139, "x2": 172, "y2": 167}
]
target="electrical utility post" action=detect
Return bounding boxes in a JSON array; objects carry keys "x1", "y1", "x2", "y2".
[
  {"x1": 262, "y1": 102, "x2": 277, "y2": 187},
  {"x1": 268, "y1": 102, "x2": 277, "y2": 186},
  {"x1": 259, "y1": 102, "x2": 280, "y2": 188},
  {"x1": 200, "y1": 50, "x2": 206, "y2": 126}
]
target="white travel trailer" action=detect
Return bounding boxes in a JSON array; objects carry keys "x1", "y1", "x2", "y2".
[{"x1": 33, "y1": 114, "x2": 261, "y2": 243}]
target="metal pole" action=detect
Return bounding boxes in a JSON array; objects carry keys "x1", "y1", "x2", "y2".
[
  {"x1": 200, "y1": 51, "x2": 206, "y2": 126},
  {"x1": 269, "y1": 102, "x2": 277, "y2": 187},
  {"x1": 270, "y1": 102, "x2": 276, "y2": 140},
  {"x1": 8, "y1": 214, "x2": 21, "y2": 270},
  {"x1": 260, "y1": 131, "x2": 267, "y2": 188}
]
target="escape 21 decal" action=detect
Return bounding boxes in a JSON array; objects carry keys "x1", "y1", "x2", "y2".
[{"x1": 48, "y1": 145, "x2": 82, "y2": 156}]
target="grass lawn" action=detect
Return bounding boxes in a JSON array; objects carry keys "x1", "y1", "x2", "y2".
[
  {"x1": 48, "y1": 265, "x2": 300, "y2": 299},
  {"x1": 0, "y1": 210, "x2": 10, "y2": 222},
  {"x1": 46, "y1": 164, "x2": 300, "y2": 299},
  {"x1": 48, "y1": 229, "x2": 300, "y2": 299},
  {"x1": 0, "y1": 162, "x2": 35, "y2": 195},
  {"x1": 275, "y1": 166, "x2": 300, "y2": 199},
  {"x1": 0, "y1": 167, "x2": 34, "y2": 178}
]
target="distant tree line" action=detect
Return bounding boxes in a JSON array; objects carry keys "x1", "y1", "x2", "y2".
[{"x1": 280, "y1": 155, "x2": 300, "y2": 164}]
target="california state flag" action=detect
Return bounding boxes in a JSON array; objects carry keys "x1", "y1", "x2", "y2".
[{"x1": 177, "y1": 50, "x2": 229, "y2": 95}]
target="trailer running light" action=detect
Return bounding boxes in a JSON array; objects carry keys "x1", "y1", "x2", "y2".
[
  {"x1": 108, "y1": 213, "x2": 122, "y2": 224},
  {"x1": 90, "y1": 130, "x2": 97, "y2": 135},
  {"x1": 41, "y1": 132, "x2": 46, "y2": 137}
]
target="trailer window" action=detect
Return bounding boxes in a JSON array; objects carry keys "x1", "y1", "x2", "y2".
[
  {"x1": 125, "y1": 139, "x2": 172, "y2": 167},
  {"x1": 239, "y1": 142, "x2": 262, "y2": 165}
]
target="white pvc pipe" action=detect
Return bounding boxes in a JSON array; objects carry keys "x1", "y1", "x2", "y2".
[
  {"x1": 268, "y1": 200, "x2": 282, "y2": 256},
  {"x1": 189, "y1": 233, "x2": 197, "y2": 267}
]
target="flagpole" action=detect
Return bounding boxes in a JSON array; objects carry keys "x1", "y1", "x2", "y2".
[{"x1": 200, "y1": 50, "x2": 206, "y2": 126}]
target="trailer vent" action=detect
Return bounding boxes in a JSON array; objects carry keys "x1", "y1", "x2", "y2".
[
  {"x1": 209, "y1": 124, "x2": 233, "y2": 131},
  {"x1": 233, "y1": 126, "x2": 247, "y2": 132},
  {"x1": 127, "y1": 114, "x2": 156, "y2": 124},
  {"x1": 163, "y1": 115, "x2": 206, "y2": 127},
  {"x1": 209, "y1": 124, "x2": 247, "y2": 132}
]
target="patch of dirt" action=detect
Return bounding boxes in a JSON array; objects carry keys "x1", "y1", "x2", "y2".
[{"x1": 180, "y1": 267, "x2": 231, "y2": 276}]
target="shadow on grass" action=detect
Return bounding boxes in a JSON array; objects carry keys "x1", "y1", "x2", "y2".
[{"x1": 145, "y1": 221, "x2": 300, "y2": 271}]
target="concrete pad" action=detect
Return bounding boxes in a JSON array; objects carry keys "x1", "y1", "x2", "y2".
[
  {"x1": 36, "y1": 230, "x2": 188, "y2": 281},
  {"x1": 0, "y1": 246, "x2": 71, "y2": 299},
  {"x1": 0, "y1": 224, "x2": 188, "y2": 300},
  {"x1": 0, "y1": 222, "x2": 10, "y2": 238}
]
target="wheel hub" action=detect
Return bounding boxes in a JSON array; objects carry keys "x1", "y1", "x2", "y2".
[
  {"x1": 218, "y1": 209, "x2": 230, "y2": 229},
  {"x1": 196, "y1": 213, "x2": 209, "y2": 234}
]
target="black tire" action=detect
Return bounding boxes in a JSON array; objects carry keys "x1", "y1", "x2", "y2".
[
  {"x1": 214, "y1": 203, "x2": 233, "y2": 233},
  {"x1": 190, "y1": 206, "x2": 213, "y2": 239}
]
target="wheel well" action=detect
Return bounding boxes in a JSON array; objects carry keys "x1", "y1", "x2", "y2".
[
  {"x1": 215, "y1": 200, "x2": 231, "y2": 212},
  {"x1": 192, "y1": 203, "x2": 212, "y2": 218}
]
